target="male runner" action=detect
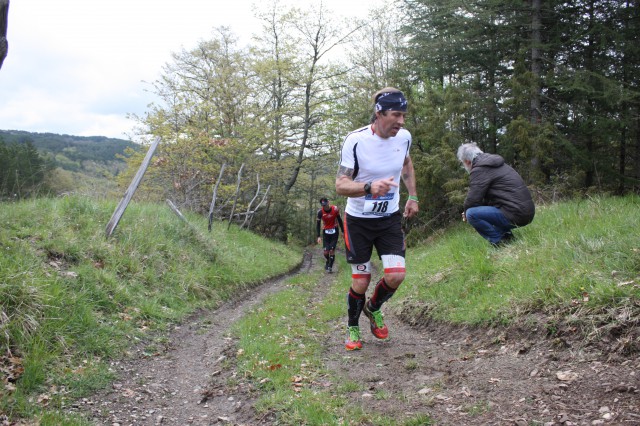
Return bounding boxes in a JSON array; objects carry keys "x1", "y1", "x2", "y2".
[
  {"x1": 335, "y1": 87, "x2": 419, "y2": 350},
  {"x1": 316, "y1": 197, "x2": 344, "y2": 272}
]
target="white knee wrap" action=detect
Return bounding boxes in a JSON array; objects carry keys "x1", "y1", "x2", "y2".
[
  {"x1": 351, "y1": 261, "x2": 372, "y2": 276},
  {"x1": 381, "y1": 254, "x2": 405, "y2": 272}
]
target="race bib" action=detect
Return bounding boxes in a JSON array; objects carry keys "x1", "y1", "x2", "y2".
[
  {"x1": 362, "y1": 193, "x2": 394, "y2": 216},
  {"x1": 325, "y1": 228, "x2": 336, "y2": 234}
]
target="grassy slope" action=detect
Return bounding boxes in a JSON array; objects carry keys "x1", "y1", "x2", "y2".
[
  {"x1": 1, "y1": 195, "x2": 639, "y2": 424},
  {"x1": 401, "y1": 195, "x2": 640, "y2": 326},
  {"x1": 0, "y1": 196, "x2": 301, "y2": 421}
]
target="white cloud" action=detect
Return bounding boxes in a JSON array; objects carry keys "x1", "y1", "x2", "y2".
[{"x1": 0, "y1": 0, "x2": 383, "y2": 139}]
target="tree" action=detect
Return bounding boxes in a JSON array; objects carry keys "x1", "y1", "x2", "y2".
[
  {"x1": 402, "y1": 0, "x2": 640, "y2": 198},
  {"x1": 128, "y1": 27, "x2": 255, "y2": 212},
  {"x1": 0, "y1": 139, "x2": 53, "y2": 198},
  {"x1": 540, "y1": 0, "x2": 640, "y2": 192},
  {"x1": 246, "y1": 0, "x2": 359, "y2": 239}
]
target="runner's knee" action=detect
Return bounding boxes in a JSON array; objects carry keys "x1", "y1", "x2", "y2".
[
  {"x1": 383, "y1": 272, "x2": 405, "y2": 288},
  {"x1": 381, "y1": 254, "x2": 406, "y2": 288},
  {"x1": 351, "y1": 262, "x2": 371, "y2": 280}
]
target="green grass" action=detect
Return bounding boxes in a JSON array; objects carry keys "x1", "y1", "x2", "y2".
[
  {"x1": 230, "y1": 263, "x2": 432, "y2": 425},
  {"x1": 0, "y1": 195, "x2": 301, "y2": 422},
  {"x1": 225, "y1": 248, "x2": 438, "y2": 425},
  {"x1": 226, "y1": 195, "x2": 638, "y2": 425},
  {"x1": 401, "y1": 195, "x2": 640, "y2": 326},
  {"x1": 1, "y1": 194, "x2": 639, "y2": 424}
]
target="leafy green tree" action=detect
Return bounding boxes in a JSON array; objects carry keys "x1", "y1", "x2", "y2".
[
  {"x1": 544, "y1": 0, "x2": 640, "y2": 192},
  {"x1": 128, "y1": 27, "x2": 256, "y2": 212},
  {"x1": 238, "y1": 1, "x2": 359, "y2": 240},
  {"x1": 0, "y1": 139, "x2": 53, "y2": 198}
]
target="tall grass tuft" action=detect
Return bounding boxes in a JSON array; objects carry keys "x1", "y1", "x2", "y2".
[{"x1": 0, "y1": 195, "x2": 301, "y2": 421}]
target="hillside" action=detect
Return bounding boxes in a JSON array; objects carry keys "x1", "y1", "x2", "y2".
[
  {"x1": 0, "y1": 195, "x2": 638, "y2": 424},
  {"x1": 0, "y1": 129, "x2": 138, "y2": 175},
  {"x1": 74, "y1": 245, "x2": 640, "y2": 425},
  {"x1": 0, "y1": 196, "x2": 302, "y2": 423}
]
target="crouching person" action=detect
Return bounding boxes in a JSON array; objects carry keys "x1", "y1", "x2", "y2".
[{"x1": 457, "y1": 142, "x2": 535, "y2": 246}]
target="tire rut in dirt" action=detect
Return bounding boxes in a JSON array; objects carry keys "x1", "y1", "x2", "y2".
[{"x1": 72, "y1": 252, "x2": 312, "y2": 426}]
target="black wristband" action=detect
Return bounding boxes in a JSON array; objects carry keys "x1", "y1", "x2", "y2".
[{"x1": 364, "y1": 181, "x2": 372, "y2": 195}]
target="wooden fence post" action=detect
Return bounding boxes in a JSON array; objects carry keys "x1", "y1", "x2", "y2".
[
  {"x1": 247, "y1": 185, "x2": 271, "y2": 229},
  {"x1": 208, "y1": 163, "x2": 226, "y2": 232},
  {"x1": 0, "y1": 0, "x2": 9, "y2": 70},
  {"x1": 227, "y1": 163, "x2": 244, "y2": 230},
  {"x1": 240, "y1": 173, "x2": 261, "y2": 229},
  {"x1": 105, "y1": 137, "x2": 160, "y2": 238},
  {"x1": 166, "y1": 199, "x2": 186, "y2": 222}
]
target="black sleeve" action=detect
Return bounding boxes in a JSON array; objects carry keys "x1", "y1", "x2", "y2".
[
  {"x1": 316, "y1": 210, "x2": 322, "y2": 237},
  {"x1": 337, "y1": 213, "x2": 344, "y2": 234}
]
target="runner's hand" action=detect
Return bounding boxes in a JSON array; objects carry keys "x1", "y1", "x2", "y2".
[
  {"x1": 373, "y1": 176, "x2": 399, "y2": 196},
  {"x1": 317, "y1": 237, "x2": 321, "y2": 244},
  {"x1": 404, "y1": 199, "x2": 419, "y2": 218}
]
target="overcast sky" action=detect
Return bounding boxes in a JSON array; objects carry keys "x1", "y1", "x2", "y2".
[{"x1": 0, "y1": 0, "x2": 383, "y2": 140}]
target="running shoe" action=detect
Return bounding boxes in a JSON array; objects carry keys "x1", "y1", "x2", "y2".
[
  {"x1": 345, "y1": 326, "x2": 362, "y2": 351},
  {"x1": 363, "y1": 302, "x2": 389, "y2": 339}
]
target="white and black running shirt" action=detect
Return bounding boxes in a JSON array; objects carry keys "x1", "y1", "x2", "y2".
[{"x1": 339, "y1": 125, "x2": 412, "y2": 218}]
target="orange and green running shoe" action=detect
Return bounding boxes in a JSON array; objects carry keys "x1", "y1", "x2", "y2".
[
  {"x1": 363, "y1": 302, "x2": 389, "y2": 340},
  {"x1": 345, "y1": 326, "x2": 363, "y2": 351}
]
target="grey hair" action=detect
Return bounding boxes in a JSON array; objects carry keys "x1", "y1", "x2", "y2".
[{"x1": 456, "y1": 142, "x2": 483, "y2": 163}]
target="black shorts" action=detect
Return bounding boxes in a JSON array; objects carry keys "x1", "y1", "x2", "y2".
[
  {"x1": 343, "y1": 211, "x2": 405, "y2": 264},
  {"x1": 322, "y1": 230, "x2": 339, "y2": 250}
]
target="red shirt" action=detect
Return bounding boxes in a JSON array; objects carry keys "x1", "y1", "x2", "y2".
[{"x1": 318, "y1": 205, "x2": 340, "y2": 230}]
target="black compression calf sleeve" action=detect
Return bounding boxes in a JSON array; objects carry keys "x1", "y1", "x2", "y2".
[
  {"x1": 347, "y1": 288, "x2": 365, "y2": 327},
  {"x1": 369, "y1": 278, "x2": 396, "y2": 311}
]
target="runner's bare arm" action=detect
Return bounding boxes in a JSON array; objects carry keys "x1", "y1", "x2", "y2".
[
  {"x1": 402, "y1": 155, "x2": 419, "y2": 218},
  {"x1": 336, "y1": 166, "x2": 367, "y2": 197},
  {"x1": 337, "y1": 165, "x2": 354, "y2": 179},
  {"x1": 401, "y1": 156, "x2": 418, "y2": 196},
  {"x1": 336, "y1": 165, "x2": 398, "y2": 197}
]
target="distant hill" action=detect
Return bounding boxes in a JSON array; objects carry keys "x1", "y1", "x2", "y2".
[
  {"x1": 0, "y1": 129, "x2": 142, "y2": 197},
  {"x1": 0, "y1": 130, "x2": 139, "y2": 174}
]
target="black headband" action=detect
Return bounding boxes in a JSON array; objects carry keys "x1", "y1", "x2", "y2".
[{"x1": 375, "y1": 91, "x2": 408, "y2": 112}]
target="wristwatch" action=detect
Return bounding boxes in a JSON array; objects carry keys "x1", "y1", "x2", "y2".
[{"x1": 363, "y1": 181, "x2": 372, "y2": 195}]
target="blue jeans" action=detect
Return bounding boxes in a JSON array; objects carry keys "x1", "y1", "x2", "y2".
[{"x1": 465, "y1": 206, "x2": 514, "y2": 244}]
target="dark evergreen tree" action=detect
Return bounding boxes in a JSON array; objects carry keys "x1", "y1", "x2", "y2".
[
  {"x1": 0, "y1": 139, "x2": 53, "y2": 198},
  {"x1": 401, "y1": 0, "x2": 640, "y2": 197}
]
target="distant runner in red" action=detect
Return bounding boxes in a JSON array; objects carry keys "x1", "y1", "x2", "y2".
[{"x1": 316, "y1": 197, "x2": 344, "y2": 273}]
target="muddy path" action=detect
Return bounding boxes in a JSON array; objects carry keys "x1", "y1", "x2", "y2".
[{"x1": 72, "y1": 249, "x2": 639, "y2": 425}]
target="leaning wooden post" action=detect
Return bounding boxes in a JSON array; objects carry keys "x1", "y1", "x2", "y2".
[
  {"x1": 105, "y1": 137, "x2": 160, "y2": 238},
  {"x1": 166, "y1": 199, "x2": 186, "y2": 222},
  {"x1": 167, "y1": 199, "x2": 216, "y2": 261},
  {"x1": 247, "y1": 184, "x2": 271, "y2": 229},
  {"x1": 0, "y1": 0, "x2": 9, "y2": 70},
  {"x1": 208, "y1": 163, "x2": 226, "y2": 232},
  {"x1": 227, "y1": 163, "x2": 244, "y2": 230}
]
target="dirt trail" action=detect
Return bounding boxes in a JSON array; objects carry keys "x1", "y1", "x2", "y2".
[{"x1": 72, "y1": 249, "x2": 640, "y2": 426}]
